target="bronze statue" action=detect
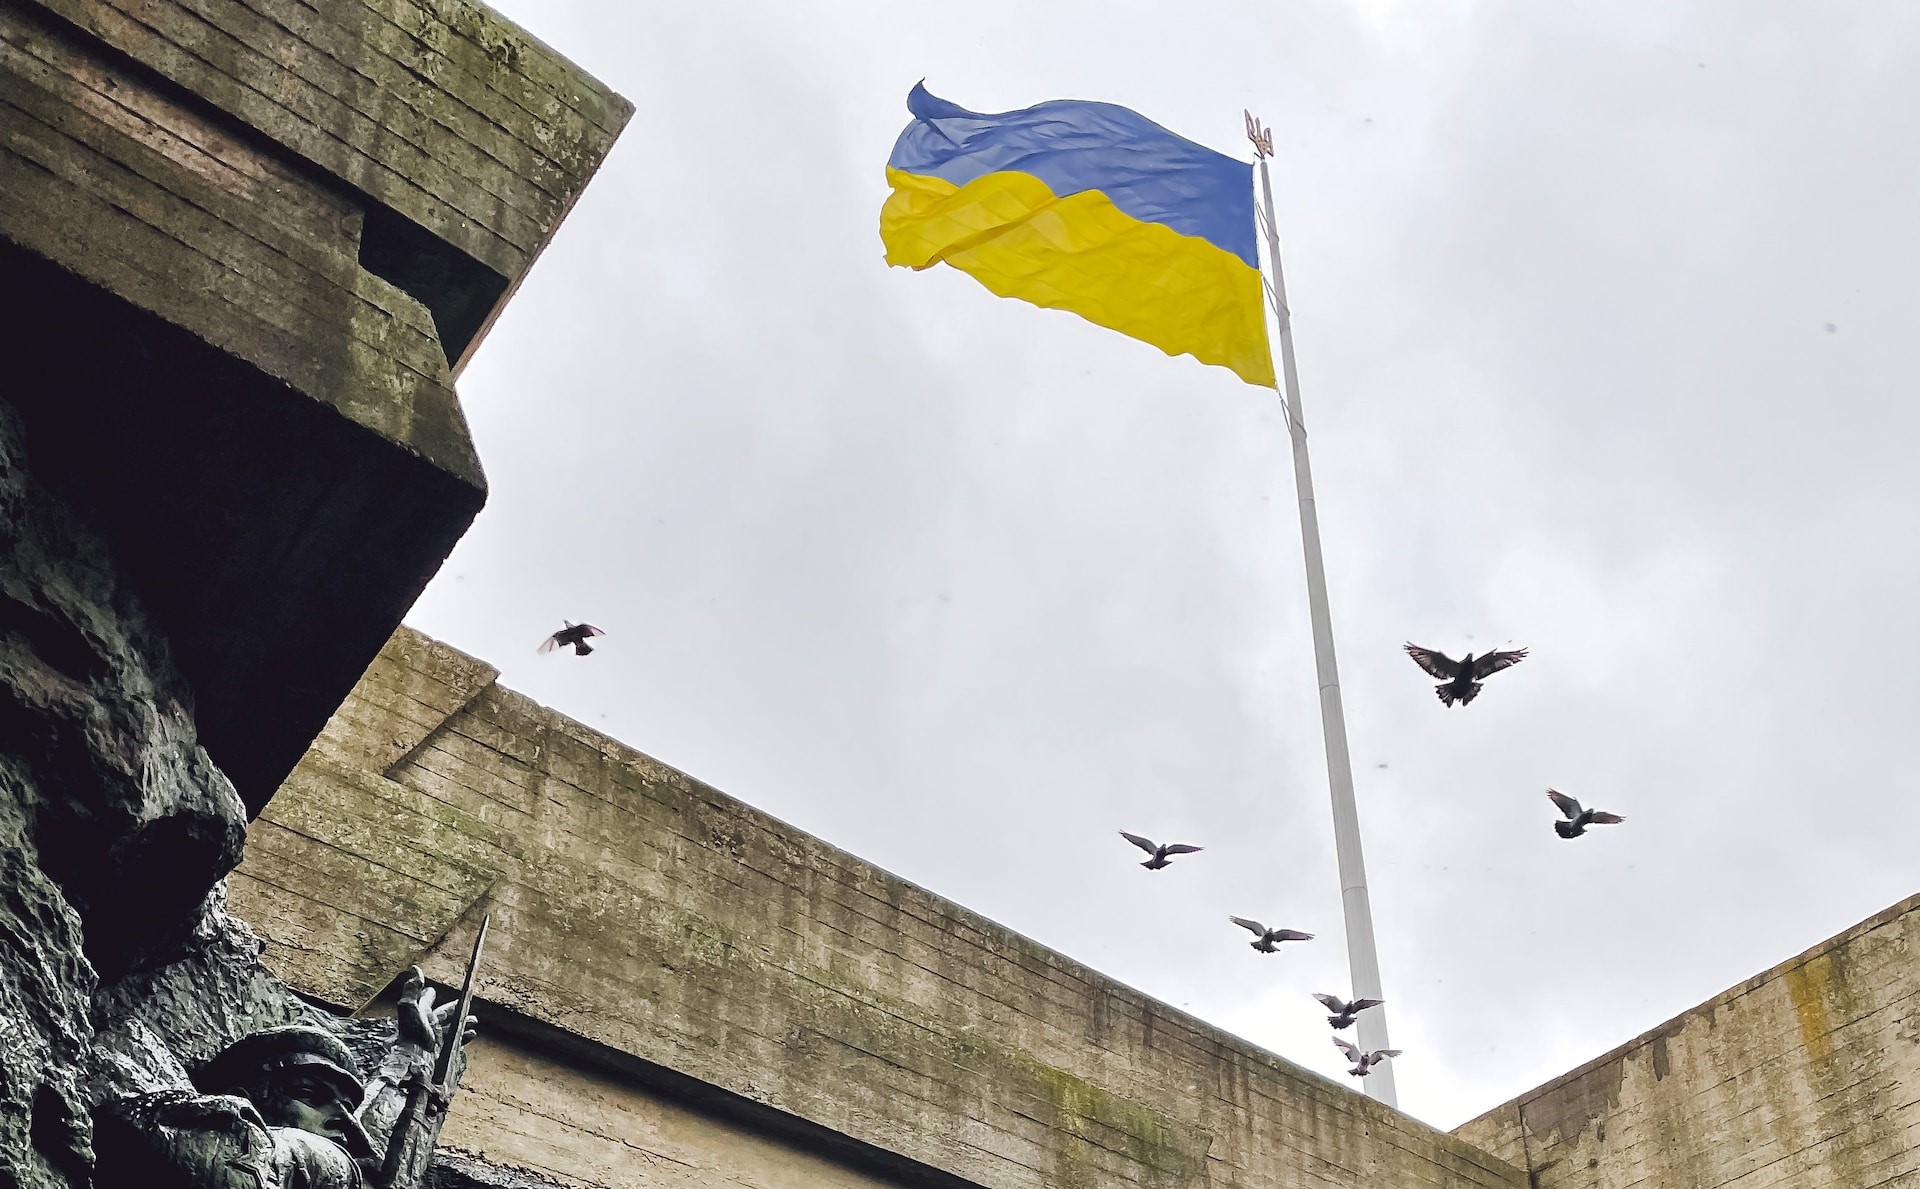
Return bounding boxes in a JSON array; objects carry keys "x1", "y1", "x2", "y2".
[
  {"x1": 92, "y1": 1078, "x2": 367, "y2": 1189},
  {"x1": 94, "y1": 946, "x2": 484, "y2": 1189},
  {"x1": 194, "y1": 1026, "x2": 378, "y2": 1166}
]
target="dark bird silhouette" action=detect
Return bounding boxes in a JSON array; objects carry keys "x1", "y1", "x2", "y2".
[
  {"x1": 1404, "y1": 643, "x2": 1528, "y2": 707},
  {"x1": 1333, "y1": 1036, "x2": 1401, "y2": 1077},
  {"x1": 1547, "y1": 789, "x2": 1625, "y2": 838},
  {"x1": 1119, "y1": 832, "x2": 1202, "y2": 870},
  {"x1": 1313, "y1": 993, "x2": 1384, "y2": 1030},
  {"x1": 539, "y1": 620, "x2": 606, "y2": 656},
  {"x1": 1229, "y1": 917, "x2": 1314, "y2": 953}
]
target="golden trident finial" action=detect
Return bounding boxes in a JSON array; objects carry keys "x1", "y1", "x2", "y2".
[{"x1": 1244, "y1": 110, "x2": 1274, "y2": 159}]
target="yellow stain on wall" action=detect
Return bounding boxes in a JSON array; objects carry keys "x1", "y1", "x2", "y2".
[{"x1": 1783, "y1": 953, "x2": 1835, "y2": 1063}]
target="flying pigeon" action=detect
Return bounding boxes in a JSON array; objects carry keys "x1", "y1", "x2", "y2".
[
  {"x1": 1313, "y1": 993, "x2": 1384, "y2": 1030},
  {"x1": 1403, "y1": 643, "x2": 1528, "y2": 707},
  {"x1": 1333, "y1": 1036, "x2": 1401, "y2": 1078},
  {"x1": 1119, "y1": 832, "x2": 1203, "y2": 870},
  {"x1": 539, "y1": 620, "x2": 606, "y2": 656},
  {"x1": 1547, "y1": 789, "x2": 1625, "y2": 838},
  {"x1": 1229, "y1": 917, "x2": 1314, "y2": 953}
]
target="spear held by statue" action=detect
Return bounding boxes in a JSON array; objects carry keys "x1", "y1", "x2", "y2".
[{"x1": 373, "y1": 914, "x2": 490, "y2": 1189}]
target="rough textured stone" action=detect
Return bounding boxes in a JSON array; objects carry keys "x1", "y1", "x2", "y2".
[
  {"x1": 0, "y1": 400, "x2": 255, "y2": 1186},
  {"x1": 1454, "y1": 891, "x2": 1920, "y2": 1188},
  {"x1": 0, "y1": 818, "x2": 93, "y2": 1189},
  {"x1": 89, "y1": 888, "x2": 332, "y2": 1086},
  {"x1": 233, "y1": 628, "x2": 1526, "y2": 1189},
  {"x1": 0, "y1": 399, "x2": 442, "y2": 1188},
  {"x1": 0, "y1": 402, "x2": 248, "y2": 983}
]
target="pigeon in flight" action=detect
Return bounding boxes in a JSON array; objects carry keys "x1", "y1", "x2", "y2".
[
  {"x1": 1403, "y1": 643, "x2": 1528, "y2": 707},
  {"x1": 539, "y1": 620, "x2": 606, "y2": 656},
  {"x1": 1333, "y1": 1036, "x2": 1402, "y2": 1078},
  {"x1": 1229, "y1": 917, "x2": 1314, "y2": 953},
  {"x1": 1547, "y1": 789, "x2": 1625, "y2": 838},
  {"x1": 1119, "y1": 832, "x2": 1203, "y2": 870},
  {"x1": 1313, "y1": 993, "x2": 1384, "y2": 1030}
]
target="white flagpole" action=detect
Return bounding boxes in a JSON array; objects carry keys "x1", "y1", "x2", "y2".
[{"x1": 1246, "y1": 114, "x2": 1397, "y2": 1108}]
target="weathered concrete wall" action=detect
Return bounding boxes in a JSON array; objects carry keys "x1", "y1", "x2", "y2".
[
  {"x1": 1455, "y1": 892, "x2": 1920, "y2": 1188},
  {"x1": 0, "y1": 0, "x2": 629, "y2": 809},
  {"x1": 0, "y1": 0, "x2": 474, "y2": 481},
  {"x1": 29, "y1": 0, "x2": 632, "y2": 322},
  {"x1": 231, "y1": 627, "x2": 1525, "y2": 1189},
  {"x1": 435, "y1": 1031, "x2": 916, "y2": 1189}
]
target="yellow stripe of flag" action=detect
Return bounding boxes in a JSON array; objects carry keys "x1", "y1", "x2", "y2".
[{"x1": 882, "y1": 168, "x2": 1274, "y2": 387}]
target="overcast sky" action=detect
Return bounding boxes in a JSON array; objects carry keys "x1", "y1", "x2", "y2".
[{"x1": 407, "y1": 0, "x2": 1920, "y2": 1128}]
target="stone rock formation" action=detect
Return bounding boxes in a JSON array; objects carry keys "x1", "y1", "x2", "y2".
[{"x1": 0, "y1": 403, "x2": 419, "y2": 1188}]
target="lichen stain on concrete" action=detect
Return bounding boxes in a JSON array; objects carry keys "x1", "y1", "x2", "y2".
[
  {"x1": 1650, "y1": 1035, "x2": 1671, "y2": 1081},
  {"x1": 1520, "y1": 1055, "x2": 1627, "y2": 1152},
  {"x1": 1783, "y1": 953, "x2": 1835, "y2": 1064},
  {"x1": 1019, "y1": 1054, "x2": 1209, "y2": 1189}
]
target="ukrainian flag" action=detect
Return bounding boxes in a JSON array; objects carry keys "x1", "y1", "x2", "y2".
[{"x1": 881, "y1": 84, "x2": 1274, "y2": 388}]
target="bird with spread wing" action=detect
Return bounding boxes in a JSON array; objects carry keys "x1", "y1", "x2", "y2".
[
  {"x1": 1333, "y1": 1035, "x2": 1401, "y2": 1078},
  {"x1": 1119, "y1": 832, "x2": 1203, "y2": 871},
  {"x1": 1403, "y1": 642, "x2": 1528, "y2": 707},
  {"x1": 1313, "y1": 993, "x2": 1384, "y2": 1030},
  {"x1": 1229, "y1": 917, "x2": 1314, "y2": 953},
  {"x1": 1547, "y1": 789, "x2": 1625, "y2": 838},
  {"x1": 539, "y1": 620, "x2": 606, "y2": 657}
]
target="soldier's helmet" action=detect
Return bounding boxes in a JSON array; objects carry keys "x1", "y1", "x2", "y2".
[{"x1": 194, "y1": 1025, "x2": 366, "y2": 1105}]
